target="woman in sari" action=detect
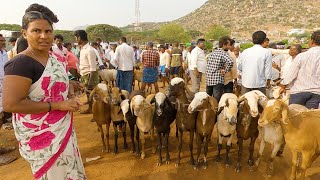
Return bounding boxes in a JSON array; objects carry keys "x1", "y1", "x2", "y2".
[{"x1": 2, "y1": 3, "x2": 86, "y2": 180}]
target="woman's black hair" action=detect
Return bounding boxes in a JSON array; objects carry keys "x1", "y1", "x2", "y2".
[
  {"x1": 16, "y1": 36, "x2": 29, "y2": 53},
  {"x1": 22, "y1": 3, "x2": 59, "y2": 30}
]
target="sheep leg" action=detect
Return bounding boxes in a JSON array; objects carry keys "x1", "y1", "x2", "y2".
[
  {"x1": 140, "y1": 130, "x2": 145, "y2": 159},
  {"x1": 165, "y1": 132, "x2": 170, "y2": 164},
  {"x1": 157, "y1": 133, "x2": 162, "y2": 166},
  {"x1": 135, "y1": 126, "x2": 140, "y2": 156},
  {"x1": 248, "y1": 136, "x2": 257, "y2": 167},
  {"x1": 123, "y1": 123, "x2": 128, "y2": 150},
  {"x1": 175, "y1": 124, "x2": 178, "y2": 138},
  {"x1": 113, "y1": 125, "x2": 119, "y2": 154},
  {"x1": 196, "y1": 134, "x2": 202, "y2": 169},
  {"x1": 300, "y1": 151, "x2": 314, "y2": 180},
  {"x1": 98, "y1": 125, "x2": 106, "y2": 152},
  {"x1": 105, "y1": 123, "x2": 111, "y2": 153},
  {"x1": 289, "y1": 151, "x2": 299, "y2": 180},
  {"x1": 189, "y1": 130, "x2": 195, "y2": 168},
  {"x1": 255, "y1": 138, "x2": 265, "y2": 167},
  {"x1": 225, "y1": 134, "x2": 234, "y2": 167},
  {"x1": 267, "y1": 143, "x2": 281, "y2": 177},
  {"x1": 216, "y1": 134, "x2": 223, "y2": 163},
  {"x1": 203, "y1": 136, "x2": 209, "y2": 169},
  {"x1": 175, "y1": 130, "x2": 183, "y2": 167},
  {"x1": 235, "y1": 137, "x2": 243, "y2": 172},
  {"x1": 130, "y1": 124, "x2": 135, "y2": 153},
  {"x1": 151, "y1": 128, "x2": 156, "y2": 154}
]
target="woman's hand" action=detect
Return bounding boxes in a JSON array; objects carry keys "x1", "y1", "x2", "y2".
[{"x1": 53, "y1": 98, "x2": 82, "y2": 112}]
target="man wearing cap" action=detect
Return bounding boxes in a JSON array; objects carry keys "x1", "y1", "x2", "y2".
[{"x1": 141, "y1": 42, "x2": 160, "y2": 93}]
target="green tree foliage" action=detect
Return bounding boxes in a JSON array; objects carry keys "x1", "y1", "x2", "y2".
[
  {"x1": 54, "y1": 30, "x2": 75, "y2": 43},
  {"x1": 86, "y1": 24, "x2": 122, "y2": 42},
  {"x1": 124, "y1": 30, "x2": 159, "y2": 45},
  {"x1": 240, "y1": 43, "x2": 254, "y2": 52},
  {"x1": 187, "y1": 30, "x2": 204, "y2": 40},
  {"x1": 205, "y1": 25, "x2": 231, "y2": 41},
  {"x1": 157, "y1": 24, "x2": 191, "y2": 43},
  {"x1": 0, "y1": 24, "x2": 21, "y2": 31}
]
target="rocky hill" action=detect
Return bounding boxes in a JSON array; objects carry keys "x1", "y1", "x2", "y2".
[{"x1": 125, "y1": 0, "x2": 320, "y2": 38}]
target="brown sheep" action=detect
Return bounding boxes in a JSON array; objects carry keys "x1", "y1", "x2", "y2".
[
  {"x1": 90, "y1": 83, "x2": 112, "y2": 152},
  {"x1": 259, "y1": 99, "x2": 320, "y2": 180}
]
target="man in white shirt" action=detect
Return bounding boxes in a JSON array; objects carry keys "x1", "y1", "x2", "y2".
[
  {"x1": 52, "y1": 34, "x2": 68, "y2": 58},
  {"x1": 113, "y1": 37, "x2": 135, "y2": 93},
  {"x1": 159, "y1": 45, "x2": 170, "y2": 87},
  {"x1": 238, "y1": 31, "x2": 272, "y2": 95},
  {"x1": 190, "y1": 38, "x2": 206, "y2": 93},
  {"x1": 280, "y1": 31, "x2": 320, "y2": 109},
  {"x1": 74, "y1": 30, "x2": 99, "y2": 114}
]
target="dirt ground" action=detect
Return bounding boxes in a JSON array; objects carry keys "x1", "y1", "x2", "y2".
[{"x1": 0, "y1": 80, "x2": 320, "y2": 180}]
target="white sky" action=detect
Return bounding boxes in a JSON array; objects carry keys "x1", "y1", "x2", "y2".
[{"x1": 0, "y1": 0, "x2": 207, "y2": 30}]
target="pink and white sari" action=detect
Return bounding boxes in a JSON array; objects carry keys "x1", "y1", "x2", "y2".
[{"x1": 12, "y1": 53, "x2": 86, "y2": 180}]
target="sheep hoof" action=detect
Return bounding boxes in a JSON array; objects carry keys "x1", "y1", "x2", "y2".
[
  {"x1": 136, "y1": 152, "x2": 140, "y2": 157},
  {"x1": 215, "y1": 156, "x2": 221, "y2": 163},
  {"x1": 175, "y1": 163, "x2": 179, "y2": 168},
  {"x1": 166, "y1": 161, "x2": 170, "y2": 164},
  {"x1": 157, "y1": 162, "x2": 161, "y2": 166},
  {"x1": 141, "y1": 153, "x2": 145, "y2": 159},
  {"x1": 235, "y1": 165, "x2": 241, "y2": 173},
  {"x1": 152, "y1": 148, "x2": 156, "y2": 154},
  {"x1": 248, "y1": 159, "x2": 254, "y2": 166},
  {"x1": 225, "y1": 164, "x2": 230, "y2": 168},
  {"x1": 130, "y1": 150, "x2": 134, "y2": 154},
  {"x1": 203, "y1": 164, "x2": 208, "y2": 170}
]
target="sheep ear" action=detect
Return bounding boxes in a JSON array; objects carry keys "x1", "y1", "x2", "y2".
[
  {"x1": 217, "y1": 106, "x2": 224, "y2": 115},
  {"x1": 281, "y1": 103, "x2": 288, "y2": 125},
  {"x1": 238, "y1": 95, "x2": 246, "y2": 103},
  {"x1": 150, "y1": 96, "x2": 155, "y2": 104},
  {"x1": 208, "y1": 96, "x2": 218, "y2": 111},
  {"x1": 120, "y1": 95, "x2": 126, "y2": 101}
]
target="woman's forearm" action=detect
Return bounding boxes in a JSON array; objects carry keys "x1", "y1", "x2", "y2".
[{"x1": 3, "y1": 99, "x2": 62, "y2": 114}]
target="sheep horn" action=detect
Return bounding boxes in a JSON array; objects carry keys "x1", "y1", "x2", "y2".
[{"x1": 238, "y1": 95, "x2": 246, "y2": 103}]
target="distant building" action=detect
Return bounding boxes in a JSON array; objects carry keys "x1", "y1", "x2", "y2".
[{"x1": 287, "y1": 29, "x2": 305, "y2": 36}]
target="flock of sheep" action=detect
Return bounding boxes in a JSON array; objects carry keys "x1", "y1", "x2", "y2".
[{"x1": 89, "y1": 71, "x2": 320, "y2": 180}]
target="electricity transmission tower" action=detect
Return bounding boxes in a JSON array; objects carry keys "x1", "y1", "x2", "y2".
[{"x1": 134, "y1": 0, "x2": 142, "y2": 32}]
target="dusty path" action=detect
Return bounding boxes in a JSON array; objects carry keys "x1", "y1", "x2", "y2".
[{"x1": 0, "y1": 81, "x2": 320, "y2": 180}]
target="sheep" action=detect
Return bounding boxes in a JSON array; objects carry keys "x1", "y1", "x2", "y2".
[
  {"x1": 167, "y1": 77, "x2": 198, "y2": 168},
  {"x1": 133, "y1": 69, "x2": 143, "y2": 90},
  {"x1": 258, "y1": 99, "x2": 320, "y2": 180},
  {"x1": 216, "y1": 93, "x2": 239, "y2": 166},
  {"x1": 150, "y1": 92, "x2": 177, "y2": 166},
  {"x1": 90, "y1": 83, "x2": 112, "y2": 152},
  {"x1": 188, "y1": 92, "x2": 218, "y2": 169},
  {"x1": 98, "y1": 69, "x2": 117, "y2": 87},
  {"x1": 110, "y1": 87, "x2": 129, "y2": 154},
  {"x1": 235, "y1": 90, "x2": 267, "y2": 172},
  {"x1": 130, "y1": 94, "x2": 156, "y2": 159}
]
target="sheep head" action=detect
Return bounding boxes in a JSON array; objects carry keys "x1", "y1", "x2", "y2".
[
  {"x1": 167, "y1": 77, "x2": 185, "y2": 97},
  {"x1": 130, "y1": 95, "x2": 152, "y2": 117},
  {"x1": 151, "y1": 92, "x2": 168, "y2": 116},
  {"x1": 258, "y1": 99, "x2": 288, "y2": 127},
  {"x1": 90, "y1": 83, "x2": 110, "y2": 104},
  {"x1": 188, "y1": 92, "x2": 218, "y2": 113},
  {"x1": 238, "y1": 90, "x2": 268, "y2": 117},
  {"x1": 111, "y1": 87, "x2": 126, "y2": 105},
  {"x1": 218, "y1": 93, "x2": 238, "y2": 125}
]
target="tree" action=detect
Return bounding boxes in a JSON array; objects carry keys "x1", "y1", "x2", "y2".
[
  {"x1": 157, "y1": 24, "x2": 191, "y2": 43},
  {"x1": 54, "y1": 30, "x2": 75, "y2": 43},
  {"x1": 205, "y1": 25, "x2": 231, "y2": 41},
  {"x1": 187, "y1": 30, "x2": 204, "y2": 40},
  {"x1": 0, "y1": 24, "x2": 21, "y2": 31},
  {"x1": 86, "y1": 24, "x2": 122, "y2": 42}
]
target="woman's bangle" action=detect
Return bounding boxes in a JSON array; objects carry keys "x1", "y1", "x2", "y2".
[{"x1": 47, "y1": 102, "x2": 52, "y2": 112}]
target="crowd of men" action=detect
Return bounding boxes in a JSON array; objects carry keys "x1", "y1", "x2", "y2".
[{"x1": 0, "y1": 29, "x2": 319, "y2": 165}]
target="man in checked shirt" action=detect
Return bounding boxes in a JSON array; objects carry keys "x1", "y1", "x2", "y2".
[{"x1": 206, "y1": 36, "x2": 234, "y2": 101}]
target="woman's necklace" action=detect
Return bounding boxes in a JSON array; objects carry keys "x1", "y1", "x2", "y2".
[{"x1": 28, "y1": 48, "x2": 47, "y2": 66}]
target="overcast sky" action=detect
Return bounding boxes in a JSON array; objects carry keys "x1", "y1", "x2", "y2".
[{"x1": 0, "y1": 0, "x2": 207, "y2": 30}]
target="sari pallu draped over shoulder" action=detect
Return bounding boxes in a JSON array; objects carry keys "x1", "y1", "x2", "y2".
[{"x1": 12, "y1": 53, "x2": 86, "y2": 179}]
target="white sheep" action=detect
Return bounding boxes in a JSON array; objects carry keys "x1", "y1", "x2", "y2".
[
  {"x1": 98, "y1": 69, "x2": 117, "y2": 87},
  {"x1": 130, "y1": 94, "x2": 156, "y2": 159},
  {"x1": 216, "y1": 93, "x2": 238, "y2": 166}
]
